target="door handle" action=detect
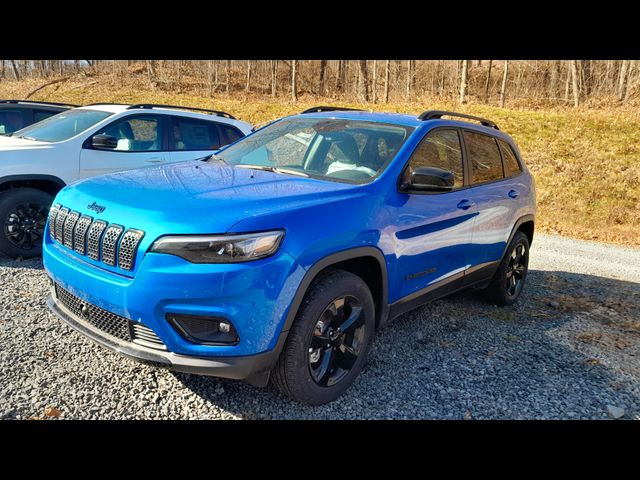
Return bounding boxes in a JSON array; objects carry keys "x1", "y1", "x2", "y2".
[
  {"x1": 145, "y1": 158, "x2": 165, "y2": 163},
  {"x1": 508, "y1": 190, "x2": 519, "y2": 199},
  {"x1": 457, "y1": 199, "x2": 475, "y2": 210}
]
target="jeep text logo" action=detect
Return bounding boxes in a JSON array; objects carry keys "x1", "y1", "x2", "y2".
[{"x1": 87, "y1": 201, "x2": 106, "y2": 214}]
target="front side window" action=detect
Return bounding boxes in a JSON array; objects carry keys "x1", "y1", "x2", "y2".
[
  {"x1": 0, "y1": 109, "x2": 23, "y2": 135},
  {"x1": 498, "y1": 139, "x2": 522, "y2": 177},
  {"x1": 215, "y1": 117, "x2": 414, "y2": 184},
  {"x1": 464, "y1": 131, "x2": 504, "y2": 184},
  {"x1": 96, "y1": 116, "x2": 162, "y2": 152},
  {"x1": 405, "y1": 129, "x2": 464, "y2": 189},
  {"x1": 173, "y1": 117, "x2": 220, "y2": 150},
  {"x1": 218, "y1": 124, "x2": 243, "y2": 146},
  {"x1": 12, "y1": 109, "x2": 112, "y2": 142}
]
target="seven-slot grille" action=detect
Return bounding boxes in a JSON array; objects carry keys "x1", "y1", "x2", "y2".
[
  {"x1": 47, "y1": 203, "x2": 144, "y2": 271},
  {"x1": 54, "y1": 282, "x2": 165, "y2": 350}
]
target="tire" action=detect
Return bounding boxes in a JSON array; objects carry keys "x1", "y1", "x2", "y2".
[
  {"x1": 484, "y1": 231, "x2": 530, "y2": 306},
  {"x1": 272, "y1": 268, "x2": 375, "y2": 405},
  {"x1": 0, "y1": 188, "x2": 53, "y2": 259}
]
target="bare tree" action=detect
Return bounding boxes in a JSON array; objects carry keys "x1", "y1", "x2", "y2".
[
  {"x1": 146, "y1": 60, "x2": 156, "y2": 89},
  {"x1": 271, "y1": 60, "x2": 278, "y2": 97},
  {"x1": 500, "y1": 60, "x2": 509, "y2": 108},
  {"x1": 570, "y1": 60, "x2": 580, "y2": 107},
  {"x1": 318, "y1": 60, "x2": 327, "y2": 96},
  {"x1": 484, "y1": 60, "x2": 493, "y2": 103},
  {"x1": 245, "y1": 60, "x2": 252, "y2": 93},
  {"x1": 372, "y1": 60, "x2": 378, "y2": 104},
  {"x1": 291, "y1": 60, "x2": 298, "y2": 102},
  {"x1": 618, "y1": 60, "x2": 630, "y2": 100},
  {"x1": 460, "y1": 60, "x2": 469, "y2": 104},
  {"x1": 10, "y1": 60, "x2": 20, "y2": 80},
  {"x1": 384, "y1": 60, "x2": 390, "y2": 103},
  {"x1": 226, "y1": 60, "x2": 231, "y2": 94},
  {"x1": 358, "y1": 60, "x2": 369, "y2": 102}
]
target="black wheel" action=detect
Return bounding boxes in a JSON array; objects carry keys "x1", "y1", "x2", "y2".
[
  {"x1": 0, "y1": 188, "x2": 53, "y2": 259},
  {"x1": 272, "y1": 269, "x2": 375, "y2": 405},
  {"x1": 484, "y1": 231, "x2": 530, "y2": 306}
]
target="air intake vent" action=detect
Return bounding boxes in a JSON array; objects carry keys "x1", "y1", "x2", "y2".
[
  {"x1": 101, "y1": 225, "x2": 124, "y2": 266},
  {"x1": 86, "y1": 220, "x2": 107, "y2": 261},
  {"x1": 118, "y1": 229, "x2": 145, "y2": 271},
  {"x1": 73, "y1": 215, "x2": 93, "y2": 255},
  {"x1": 63, "y1": 211, "x2": 80, "y2": 249},
  {"x1": 54, "y1": 207, "x2": 69, "y2": 243}
]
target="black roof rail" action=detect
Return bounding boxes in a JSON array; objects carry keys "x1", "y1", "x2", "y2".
[
  {"x1": 126, "y1": 103, "x2": 236, "y2": 119},
  {"x1": 86, "y1": 102, "x2": 132, "y2": 106},
  {"x1": 301, "y1": 106, "x2": 364, "y2": 114},
  {"x1": 0, "y1": 99, "x2": 80, "y2": 108},
  {"x1": 418, "y1": 110, "x2": 499, "y2": 130}
]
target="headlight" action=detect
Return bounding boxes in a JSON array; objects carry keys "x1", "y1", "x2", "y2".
[{"x1": 150, "y1": 230, "x2": 285, "y2": 264}]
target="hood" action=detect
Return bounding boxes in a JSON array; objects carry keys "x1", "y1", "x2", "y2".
[
  {"x1": 0, "y1": 135, "x2": 51, "y2": 150},
  {"x1": 56, "y1": 160, "x2": 360, "y2": 237}
]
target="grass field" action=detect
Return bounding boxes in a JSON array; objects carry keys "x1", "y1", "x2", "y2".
[{"x1": 2, "y1": 76, "x2": 639, "y2": 246}]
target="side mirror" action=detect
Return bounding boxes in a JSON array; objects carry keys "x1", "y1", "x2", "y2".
[
  {"x1": 405, "y1": 166, "x2": 455, "y2": 192},
  {"x1": 90, "y1": 134, "x2": 118, "y2": 150}
]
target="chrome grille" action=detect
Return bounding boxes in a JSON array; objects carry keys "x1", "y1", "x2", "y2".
[
  {"x1": 63, "y1": 211, "x2": 80, "y2": 249},
  {"x1": 101, "y1": 225, "x2": 124, "y2": 266},
  {"x1": 73, "y1": 215, "x2": 93, "y2": 255},
  {"x1": 48, "y1": 203, "x2": 60, "y2": 237},
  {"x1": 49, "y1": 203, "x2": 145, "y2": 272},
  {"x1": 54, "y1": 282, "x2": 165, "y2": 350},
  {"x1": 118, "y1": 229, "x2": 144, "y2": 270},
  {"x1": 54, "y1": 207, "x2": 69, "y2": 243},
  {"x1": 86, "y1": 220, "x2": 107, "y2": 261}
]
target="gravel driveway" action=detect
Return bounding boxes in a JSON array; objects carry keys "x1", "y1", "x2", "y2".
[{"x1": 1, "y1": 234, "x2": 639, "y2": 420}]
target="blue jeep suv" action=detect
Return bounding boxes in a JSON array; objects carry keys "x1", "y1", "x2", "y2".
[{"x1": 43, "y1": 107, "x2": 536, "y2": 405}]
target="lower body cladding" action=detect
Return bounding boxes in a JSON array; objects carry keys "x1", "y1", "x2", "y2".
[{"x1": 43, "y1": 240, "x2": 305, "y2": 386}]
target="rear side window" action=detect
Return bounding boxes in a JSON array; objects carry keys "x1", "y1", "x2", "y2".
[
  {"x1": 173, "y1": 117, "x2": 220, "y2": 150},
  {"x1": 0, "y1": 109, "x2": 23, "y2": 135},
  {"x1": 406, "y1": 129, "x2": 464, "y2": 188},
  {"x1": 33, "y1": 110, "x2": 59, "y2": 123},
  {"x1": 464, "y1": 131, "x2": 504, "y2": 184},
  {"x1": 498, "y1": 139, "x2": 522, "y2": 177},
  {"x1": 218, "y1": 124, "x2": 243, "y2": 146}
]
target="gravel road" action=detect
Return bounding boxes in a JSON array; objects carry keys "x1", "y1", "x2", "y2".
[{"x1": 1, "y1": 234, "x2": 639, "y2": 419}]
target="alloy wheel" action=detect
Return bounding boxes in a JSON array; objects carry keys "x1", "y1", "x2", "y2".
[
  {"x1": 505, "y1": 242, "x2": 527, "y2": 297},
  {"x1": 4, "y1": 202, "x2": 48, "y2": 250}
]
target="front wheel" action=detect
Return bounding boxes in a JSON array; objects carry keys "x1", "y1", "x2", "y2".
[
  {"x1": 272, "y1": 269, "x2": 375, "y2": 405},
  {"x1": 484, "y1": 231, "x2": 530, "y2": 306},
  {"x1": 0, "y1": 188, "x2": 53, "y2": 259}
]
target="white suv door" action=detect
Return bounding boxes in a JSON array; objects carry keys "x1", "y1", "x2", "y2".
[{"x1": 79, "y1": 114, "x2": 169, "y2": 178}]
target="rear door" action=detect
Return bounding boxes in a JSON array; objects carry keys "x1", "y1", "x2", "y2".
[
  {"x1": 391, "y1": 128, "x2": 477, "y2": 301},
  {"x1": 79, "y1": 114, "x2": 170, "y2": 178},
  {"x1": 168, "y1": 116, "x2": 225, "y2": 164},
  {"x1": 463, "y1": 130, "x2": 523, "y2": 280}
]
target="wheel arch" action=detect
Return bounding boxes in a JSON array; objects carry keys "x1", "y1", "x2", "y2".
[
  {"x1": 282, "y1": 247, "x2": 389, "y2": 335},
  {"x1": 0, "y1": 174, "x2": 66, "y2": 197}
]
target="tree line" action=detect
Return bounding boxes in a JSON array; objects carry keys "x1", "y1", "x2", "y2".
[{"x1": 1, "y1": 60, "x2": 638, "y2": 106}]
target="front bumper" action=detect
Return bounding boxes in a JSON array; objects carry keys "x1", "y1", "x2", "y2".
[{"x1": 47, "y1": 292, "x2": 284, "y2": 383}]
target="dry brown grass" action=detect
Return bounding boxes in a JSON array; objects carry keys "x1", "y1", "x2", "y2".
[{"x1": 2, "y1": 73, "x2": 639, "y2": 246}]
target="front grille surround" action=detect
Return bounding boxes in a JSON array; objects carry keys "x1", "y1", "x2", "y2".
[
  {"x1": 54, "y1": 282, "x2": 165, "y2": 350},
  {"x1": 49, "y1": 203, "x2": 145, "y2": 272}
]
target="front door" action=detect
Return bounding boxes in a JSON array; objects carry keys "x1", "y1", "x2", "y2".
[
  {"x1": 79, "y1": 114, "x2": 169, "y2": 178},
  {"x1": 391, "y1": 128, "x2": 477, "y2": 301}
]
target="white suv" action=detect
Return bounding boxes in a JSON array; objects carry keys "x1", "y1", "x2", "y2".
[{"x1": 0, "y1": 103, "x2": 253, "y2": 258}]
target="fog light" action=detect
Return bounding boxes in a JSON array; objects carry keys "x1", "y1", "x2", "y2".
[{"x1": 167, "y1": 313, "x2": 239, "y2": 345}]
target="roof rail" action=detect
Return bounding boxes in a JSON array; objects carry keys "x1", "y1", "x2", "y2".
[
  {"x1": 0, "y1": 99, "x2": 80, "y2": 108},
  {"x1": 418, "y1": 110, "x2": 499, "y2": 130},
  {"x1": 126, "y1": 103, "x2": 236, "y2": 119},
  {"x1": 301, "y1": 106, "x2": 364, "y2": 114}
]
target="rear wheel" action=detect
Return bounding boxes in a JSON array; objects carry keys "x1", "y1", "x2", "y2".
[
  {"x1": 272, "y1": 269, "x2": 375, "y2": 405},
  {"x1": 484, "y1": 231, "x2": 530, "y2": 306},
  {"x1": 0, "y1": 188, "x2": 53, "y2": 258}
]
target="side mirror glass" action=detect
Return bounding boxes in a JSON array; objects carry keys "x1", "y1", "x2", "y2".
[
  {"x1": 406, "y1": 166, "x2": 455, "y2": 191},
  {"x1": 90, "y1": 134, "x2": 118, "y2": 150}
]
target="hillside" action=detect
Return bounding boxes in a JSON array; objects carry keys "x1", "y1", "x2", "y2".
[{"x1": 1, "y1": 74, "x2": 639, "y2": 246}]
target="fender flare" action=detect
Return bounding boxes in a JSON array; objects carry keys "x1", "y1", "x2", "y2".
[
  {"x1": 501, "y1": 214, "x2": 535, "y2": 260},
  {"x1": 281, "y1": 246, "x2": 389, "y2": 335}
]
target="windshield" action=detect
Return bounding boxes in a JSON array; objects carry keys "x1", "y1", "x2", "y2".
[
  {"x1": 213, "y1": 117, "x2": 414, "y2": 183},
  {"x1": 11, "y1": 109, "x2": 113, "y2": 143}
]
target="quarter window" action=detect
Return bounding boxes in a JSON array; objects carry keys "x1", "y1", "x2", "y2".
[
  {"x1": 96, "y1": 116, "x2": 163, "y2": 152},
  {"x1": 173, "y1": 118, "x2": 220, "y2": 150},
  {"x1": 406, "y1": 129, "x2": 464, "y2": 188},
  {"x1": 464, "y1": 131, "x2": 504, "y2": 184},
  {"x1": 498, "y1": 139, "x2": 522, "y2": 177}
]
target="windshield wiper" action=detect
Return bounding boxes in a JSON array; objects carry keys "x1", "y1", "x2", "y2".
[
  {"x1": 207, "y1": 154, "x2": 227, "y2": 164},
  {"x1": 13, "y1": 135, "x2": 37, "y2": 141},
  {"x1": 235, "y1": 164, "x2": 308, "y2": 177}
]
